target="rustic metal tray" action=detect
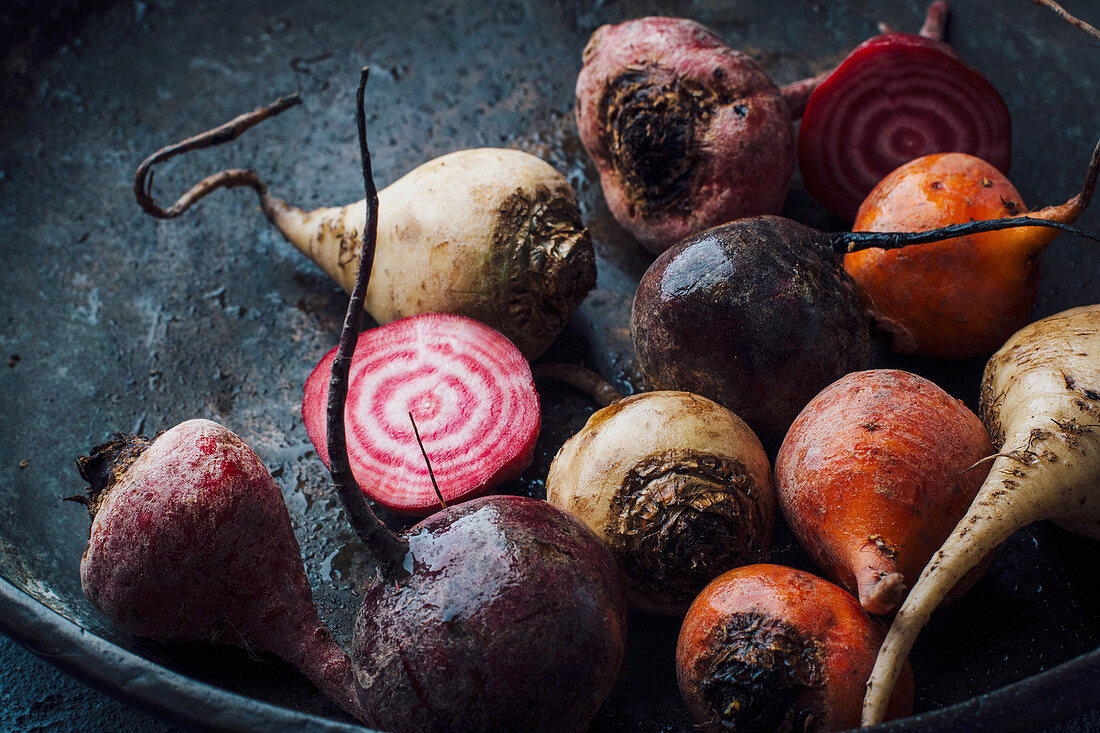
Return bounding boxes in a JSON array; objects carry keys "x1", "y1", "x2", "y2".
[{"x1": 0, "y1": 0, "x2": 1097, "y2": 730}]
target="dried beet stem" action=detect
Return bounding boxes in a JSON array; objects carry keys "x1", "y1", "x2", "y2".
[
  {"x1": 74, "y1": 433, "x2": 153, "y2": 518},
  {"x1": 839, "y1": 216, "x2": 1100, "y2": 254},
  {"x1": 532, "y1": 363, "x2": 623, "y2": 407},
  {"x1": 1031, "y1": 0, "x2": 1100, "y2": 41},
  {"x1": 325, "y1": 67, "x2": 408, "y2": 578}
]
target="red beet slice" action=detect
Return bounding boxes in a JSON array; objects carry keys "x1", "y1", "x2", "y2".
[
  {"x1": 798, "y1": 32, "x2": 1011, "y2": 222},
  {"x1": 303, "y1": 312, "x2": 540, "y2": 514}
]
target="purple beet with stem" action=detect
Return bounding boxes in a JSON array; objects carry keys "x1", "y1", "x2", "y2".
[{"x1": 315, "y1": 68, "x2": 627, "y2": 733}]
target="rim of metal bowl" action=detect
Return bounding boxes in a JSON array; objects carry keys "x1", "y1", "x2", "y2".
[{"x1": 2, "y1": 574, "x2": 1097, "y2": 732}]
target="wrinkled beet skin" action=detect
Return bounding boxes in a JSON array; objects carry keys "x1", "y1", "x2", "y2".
[
  {"x1": 352, "y1": 495, "x2": 627, "y2": 733},
  {"x1": 631, "y1": 216, "x2": 872, "y2": 441},
  {"x1": 576, "y1": 17, "x2": 795, "y2": 254},
  {"x1": 79, "y1": 419, "x2": 363, "y2": 719}
]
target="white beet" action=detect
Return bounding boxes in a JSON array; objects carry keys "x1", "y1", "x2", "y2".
[
  {"x1": 862, "y1": 304, "x2": 1100, "y2": 725},
  {"x1": 546, "y1": 390, "x2": 774, "y2": 614},
  {"x1": 264, "y1": 148, "x2": 595, "y2": 359}
]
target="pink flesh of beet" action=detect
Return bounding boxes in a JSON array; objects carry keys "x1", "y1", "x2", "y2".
[
  {"x1": 78, "y1": 418, "x2": 365, "y2": 721},
  {"x1": 302, "y1": 312, "x2": 541, "y2": 515},
  {"x1": 799, "y1": 32, "x2": 1011, "y2": 222}
]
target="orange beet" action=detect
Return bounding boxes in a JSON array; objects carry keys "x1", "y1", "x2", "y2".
[
  {"x1": 676, "y1": 564, "x2": 913, "y2": 732},
  {"x1": 846, "y1": 145, "x2": 1097, "y2": 358},
  {"x1": 775, "y1": 370, "x2": 993, "y2": 615}
]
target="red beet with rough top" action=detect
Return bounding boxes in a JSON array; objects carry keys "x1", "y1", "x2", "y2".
[
  {"x1": 575, "y1": 16, "x2": 795, "y2": 254},
  {"x1": 352, "y1": 494, "x2": 627, "y2": 733},
  {"x1": 77, "y1": 419, "x2": 363, "y2": 721}
]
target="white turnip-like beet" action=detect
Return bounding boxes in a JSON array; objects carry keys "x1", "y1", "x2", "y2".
[
  {"x1": 134, "y1": 104, "x2": 595, "y2": 360},
  {"x1": 862, "y1": 305, "x2": 1100, "y2": 725},
  {"x1": 76, "y1": 419, "x2": 364, "y2": 721},
  {"x1": 575, "y1": 16, "x2": 795, "y2": 254},
  {"x1": 546, "y1": 390, "x2": 774, "y2": 614},
  {"x1": 301, "y1": 312, "x2": 541, "y2": 515}
]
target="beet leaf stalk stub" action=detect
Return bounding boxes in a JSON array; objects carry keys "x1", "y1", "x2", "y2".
[
  {"x1": 326, "y1": 67, "x2": 408, "y2": 578},
  {"x1": 838, "y1": 216, "x2": 1100, "y2": 255}
]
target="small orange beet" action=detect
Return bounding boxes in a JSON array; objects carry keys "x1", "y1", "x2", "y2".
[
  {"x1": 775, "y1": 370, "x2": 993, "y2": 615},
  {"x1": 846, "y1": 142, "x2": 1098, "y2": 358},
  {"x1": 676, "y1": 563, "x2": 914, "y2": 732}
]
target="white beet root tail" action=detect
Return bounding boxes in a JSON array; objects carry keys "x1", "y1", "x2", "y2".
[
  {"x1": 860, "y1": 470, "x2": 1036, "y2": 725},
  {"x1": 864, "y1": 304, "x2": 1100, "y2": 725}
]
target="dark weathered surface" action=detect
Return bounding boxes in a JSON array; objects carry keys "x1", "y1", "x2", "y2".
[{"x1": 0, "y1": 0, "x2": 1097, "y2": 730}]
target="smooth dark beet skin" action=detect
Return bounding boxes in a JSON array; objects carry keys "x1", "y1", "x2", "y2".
[
  {"x1": 351, "y1": 494, "x2": 627, "y2": 733},
  {"x1": 631, "y1": 216, "x2": 872, "y2": 441}
]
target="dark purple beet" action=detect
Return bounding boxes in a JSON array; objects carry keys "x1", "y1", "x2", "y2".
[
  {"x1": 351, "y1": 494, "x2": 627, "y2": 733},
  {"x1": 630, "y1": 215, "x2": 872, "y2": 442},
  {"x1": 629, "y1": 212, "x2": 1100, "y2": 443}
]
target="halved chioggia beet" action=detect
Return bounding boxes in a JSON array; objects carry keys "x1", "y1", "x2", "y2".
[
  {"x1": 798, "y1": 3, "x2": 1011, "y2": 221},
  {"x1": 303, "y1": 312, "x2": 540, "y2": 515}
]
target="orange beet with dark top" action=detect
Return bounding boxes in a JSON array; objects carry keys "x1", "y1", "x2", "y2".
[
  {"x1": 846, "y1": 148, "x2": 1096, "y2": 358},
  {"x1": 775, "y1": 370, "x2": 993, "y2": 615},
  {"x1": 676, "y1": 564, "x2": 913, "y2": 732}
]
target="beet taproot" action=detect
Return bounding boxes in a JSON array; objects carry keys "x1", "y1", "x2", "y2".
[
  {"x1": 863, "y1": 305, "x2": 1100, "y2": 724},
  {"x1": 546, "y1": 390, "x2": 774, "y2": 614},
  {"x1": 677, "y1": 564, "x2": 914, "y2": 732},
  {"x1": 75, "y1": 419, "x2": 365, "y2": 722},
  {"x1": 775, "y1": 369, "x2": 994, "y2": 615}
]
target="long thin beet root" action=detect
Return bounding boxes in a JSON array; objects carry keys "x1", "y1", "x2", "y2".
[
  {"x1": 77, "y1": 419, "x2": 365, "y2": 722},
  {"x1": 323, "y1": 69, "x2": 626, "y2": 732},
  {"x1": 862, "y1": 305, "x2": 1100, "y2": 725},
  {"x1": 303, "y1": 312, "x2": 541, "y2": 515},
  {"x1": 798, "y1": 2, "x2": 1011, "y2": 221}
]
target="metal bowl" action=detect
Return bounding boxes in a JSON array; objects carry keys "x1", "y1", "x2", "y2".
[{"x1": 1, "y1": 0, "x2": 1097, "y2": 729}]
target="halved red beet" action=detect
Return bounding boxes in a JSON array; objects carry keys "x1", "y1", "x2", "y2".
[
  {"x1": 798, "y1": 29, "x2": 1011, "y2": 222},
  {"x1": 303, "y1": 312, "x2": 540, "y2": 514}
]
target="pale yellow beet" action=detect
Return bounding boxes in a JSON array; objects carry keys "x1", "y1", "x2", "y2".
[
  {"x1": 862, "y1": 304, "x2": 1100, "y2": 726},
  {"x1": 546, "y1": 390, "x2": 774, "y2": 614},
  {"x1": 263, "y1": 148, "x2": 596, "y2": 359}
]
